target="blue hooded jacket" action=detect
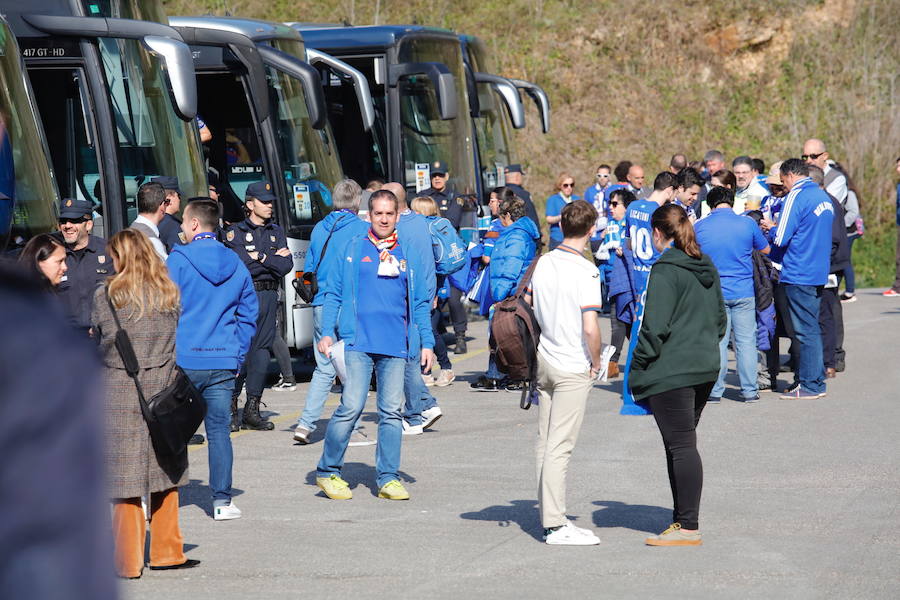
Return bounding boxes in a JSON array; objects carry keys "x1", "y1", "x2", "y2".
[
  {"x1": 167, "y1": 237, "x2": 258, "y2": 370},
  {"x1": 322, "y1": 233, "x2": 435, "y2": 358},
  {"x1": 304, "y1": 210, "x2": 369, "y2": 305},
  {"x1": 489, "y1": 216, "x2": 540, "y2": 301}
]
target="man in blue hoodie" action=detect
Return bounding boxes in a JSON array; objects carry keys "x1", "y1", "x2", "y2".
[
  {"x1": 293, "y1": 180, "x2": 370, "y2": 446},
  {"x1": 315, "y1": 190, "x2": 435, "y2": 501},
  {"x1": 167, "y1": 199, "x2": 257, "y2": 521}
]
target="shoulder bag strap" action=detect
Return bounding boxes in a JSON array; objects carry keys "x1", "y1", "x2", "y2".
[
  {"x1": 513, "y1": 255, "x2": 542, "y2": 299},
  {"x1": 106, "y1": 291, "x2": 152, "y2": 419},
  {"x1": 313, "y1": 214, "x2": 349, "y2": 273}
]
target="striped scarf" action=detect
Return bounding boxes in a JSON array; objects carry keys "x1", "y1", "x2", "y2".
[{"x1": 367, "y1": 229, "x2": 398, "y2": 261}]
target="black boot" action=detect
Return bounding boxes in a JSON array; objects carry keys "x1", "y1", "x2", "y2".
[
  {"x1": 230, "y1": 396, "x2": 241, "y2": 432},
  {"x1": 242, "y1": 395, "x2": 274, "y2": 431},
  {"x1": 455, "y1": 333, "x2": 467, "y2": 354}
]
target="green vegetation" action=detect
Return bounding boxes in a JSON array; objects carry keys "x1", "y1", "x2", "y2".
[{"x1": 165, "y1": 0, "x2": 899, "y2": 286}]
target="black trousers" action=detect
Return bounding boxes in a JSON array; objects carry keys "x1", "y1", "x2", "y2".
[
  {"x1": 818, "y1": 286, "x2": 844, "y2": 369},
  {"x1": 647, "y1": 381, "x2": 714, "y2": 531},
  {"x1": 446, "y1": 286, "x2": 467, "y2": 335},
  {"x1": 610, "y1": 316, "x2": 631, "y2": 363},
  {"x1": 431, "y1": 306, "x2": 451, "y2": 370},
  {"x1": 235, "y1": 288, "x2": 277, "y2": 398}
]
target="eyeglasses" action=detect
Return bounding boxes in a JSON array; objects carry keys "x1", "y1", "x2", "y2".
[
  {"x1": 163, "y1": 198, "x2": 172, "y2": 205},
  {"x1": 801, "y1": 152, "x2": 824, "y2": 161},
  {"x1": 561, "y1": 183, "x2": 575, "y2": 188}
]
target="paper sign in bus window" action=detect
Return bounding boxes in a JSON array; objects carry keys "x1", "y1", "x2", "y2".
[
  {"x1": 415, "y1": 163, "x2": 430, "y2": 193},
  {"x1": 294, "y1": 184, "x2": 312, "y2": 220}
]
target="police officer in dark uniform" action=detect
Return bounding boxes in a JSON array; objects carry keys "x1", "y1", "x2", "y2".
[
  {"x1": 503, "y1": 163, "x2": 541, "y2": 232},
  {"x1": 225, "y1": 181, "x2": 293, "y2": 431},
  {"x1": 53, "y1": 197, "x2": 112, "y2": 335},
  {"x1": 419, "y1": 161, "x2": 464, "y2": 230},
  {"x1": 153, "y1": 176, "x2": 185, "y2": 252}
]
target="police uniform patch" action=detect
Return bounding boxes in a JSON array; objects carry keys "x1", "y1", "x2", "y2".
[
  {"x1": 226, "y1": 230, "x2": 235, "y2": 241},
  {"x1": 65, "y1": 199, "x2": 73, "y2": 207},
  {"x1": 178, "y1": 232, "x2": 187, "y2": 243},
  {"x1": 245, "y1": 232, "x2": 253, "y2": 242},
  {"x1": 433, "y1": 161, "x2": 440, "y2": 169},
  {"x1": 98, "y1": 255, "x2": 105, "y2": 264},
  {"x1": 270, "y1": 235, "x2": 276, "y2": 242},
  {"x1": 265, "y1": 183, "x2": 271, "y2": 190}
]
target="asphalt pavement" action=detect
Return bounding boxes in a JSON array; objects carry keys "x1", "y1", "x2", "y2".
[{"x1": 123, "y1": 290, "x2": 900, "y2": 599}]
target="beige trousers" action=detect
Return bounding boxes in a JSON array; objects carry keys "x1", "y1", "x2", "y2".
[{"x1": 535, "y1": 354, "x2": 594, "y2": 529}]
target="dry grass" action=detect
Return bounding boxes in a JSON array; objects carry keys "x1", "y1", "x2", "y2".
[{"x1": 165, "y1": 0, "x2": 900, "y2": 285}]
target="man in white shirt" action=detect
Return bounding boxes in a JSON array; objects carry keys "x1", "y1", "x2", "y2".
[
  {"x1": 733, "y1": 155, "x2": 767, "y2": 213},
  {"x1": 129, "y1": 181, "x2": 168, "y2": 260},
  {"x1": 529, "y1": 199, "x2": 605, "y2": 546},
  {"x1": 802, "y1": 138, "x2": 848, "y2": 203}
]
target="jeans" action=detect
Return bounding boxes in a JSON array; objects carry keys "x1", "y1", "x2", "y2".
[
  {"x1": 647, "y1": 382, "x2": 713, "y2": 531},
  {"x1": 784, "y1": 284, "x2": 825, "y2": 394},
  {"x1": 403, "y1": 353, "x2": 438, "y2": 425},
  {"x1": 317, "y1": 351, "x2": 406, "y2": 488},
  {"x1": 183, "y1": 369, "x2": 235, "y2": 501},
  {"x1": 431, "y1": 306, "x2": 451, "y2": 370},
  {"x1": 711, "y1": 296, "x2": 758, "y2": 399}
]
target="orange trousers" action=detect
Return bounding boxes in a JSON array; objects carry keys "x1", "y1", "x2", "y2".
[{"x1": 111, "y1": 488, "x2": 186, "y2": 578}]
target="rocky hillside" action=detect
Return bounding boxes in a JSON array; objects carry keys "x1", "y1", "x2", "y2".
[{"x1": 166, "y1": 0, "x2": 899, "y2": 285}]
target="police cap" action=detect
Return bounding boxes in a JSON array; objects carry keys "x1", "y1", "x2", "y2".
[
  {"x1": 246, "y1": 181, "x2": 277, "y2": 202},
  {"x1": 151, "y1": 176, "x2": 181, "y2": 194},
  {"x1": 505, "y1": 163, "x2": 523, "y2": 174},
  {"x1": 58, "y1": 197, "x2": 93, "y2": 220},
  {"x1": 430, "y1": 161, "x2": 449, "y2": 175}
]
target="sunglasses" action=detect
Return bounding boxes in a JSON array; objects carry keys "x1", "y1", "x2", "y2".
[
  {"x1": 561, "y1": 183, "x2": 575, "y2": 188},
  {"x1": 608, "y1": 201, "x2": 620, "y2": 207},
  {"x1": 801, "y1": 152, "x2": 824, "y2": 161},
  {"x1": 596, "y1": 173, "x2": 609, "y2": 178},
  {"x1": 58, "y1": 218, "x2": 88, "y2": 225}
]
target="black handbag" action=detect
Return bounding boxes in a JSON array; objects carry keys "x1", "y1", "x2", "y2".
[
  {"x1": 293, "y1": 214, "x2": 347, "y2": 303},
  {"x1": 107, "y1": 293, "x2": 207, "y2": 458}
]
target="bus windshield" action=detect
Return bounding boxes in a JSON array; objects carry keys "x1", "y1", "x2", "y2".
[
  {"x1": 84, "y1": 1, "x2": 206, "y2": 221},
  {"x1": 0, "y1": 22, "x2": 58, "y2": 249},
  {"x1": 474, "y1": 82, "x2": 515, "y2": 192},
  {"x1": 398, "y1": 37, "x2": 476, "y2": 195},
  {"x1": 268, "y1": 39, "x2": 344, "y2": 235}
]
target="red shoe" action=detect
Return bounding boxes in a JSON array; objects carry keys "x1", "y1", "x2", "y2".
[{"x1": 883, "y1": 289, "x2": 900, "y2": 297}]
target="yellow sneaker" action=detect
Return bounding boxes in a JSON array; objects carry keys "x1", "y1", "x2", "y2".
[
  {"x1": 377, "y1": 480, "x2": 410, "y2": 500},
  {"x1": 316, "y1": 474, "x2": 352, "y2": 500}
]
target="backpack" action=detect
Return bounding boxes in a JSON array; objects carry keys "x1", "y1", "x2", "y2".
[
  {"x1": 425, "y1": 215, "x2": 467, "y2": 275},
  {"x1": 489, "y1": 256, "x2": 542, "y2": 409}
]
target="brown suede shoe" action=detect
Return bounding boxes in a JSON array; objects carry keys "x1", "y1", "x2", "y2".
[{"x1": 607, "y1": 361, "x2": 620, "y2": 379}]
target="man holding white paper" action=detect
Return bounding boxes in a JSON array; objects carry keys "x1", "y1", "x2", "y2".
[{"x1": 315, "y1": 190, "x2": 435, "y2": 501}]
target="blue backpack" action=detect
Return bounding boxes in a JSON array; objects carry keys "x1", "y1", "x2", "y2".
[{"x1": 425, "y1": 215, "x2": 467, "y2": 275}]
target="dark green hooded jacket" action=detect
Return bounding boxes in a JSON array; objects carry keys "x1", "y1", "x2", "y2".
[{"x1": 630, "y1": 248, "x2": 727, "y2": 401}]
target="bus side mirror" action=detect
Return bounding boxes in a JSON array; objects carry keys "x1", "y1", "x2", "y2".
[
  {"x1": 390, "y1": 62, "x2": 458, "y2": 121},
  {"x1": 142, "y1": 35, "x2": 197, "y2": 121},
  {"x1": 475, "y1": 73, "x2": 525, "y2": 129}
]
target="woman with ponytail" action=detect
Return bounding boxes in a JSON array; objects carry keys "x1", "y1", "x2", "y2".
[{"x1": 629, "y1": 203, "x2": 726, "y2": 547}]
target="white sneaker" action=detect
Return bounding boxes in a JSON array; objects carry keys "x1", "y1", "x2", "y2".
[
  {"x1": 348, "y1": 430, "x2": 376, "y2": 447},
  {"x1": 545, "y1": 522, "x2": 600, "y2": 545},
  {"x1": 596, "y1": 344, "x2": 616, "y2": 382},
  {"x1": 401, "y1": 420, "x2": 423, "y2": 436},
  {"x1": 213, "y1": 500, "x2": 242, "y2": 521},
  {"x1": 270, "y1": 377, "x2": 297, "y2": 392},
  {"x1": 421, "y1": 406, "x2": 443, "y2": 429}
]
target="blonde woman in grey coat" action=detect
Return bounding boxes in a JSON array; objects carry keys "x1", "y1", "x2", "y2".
[{"x1": 92, "y1": 229, "x2": 197, "y2": 578}]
